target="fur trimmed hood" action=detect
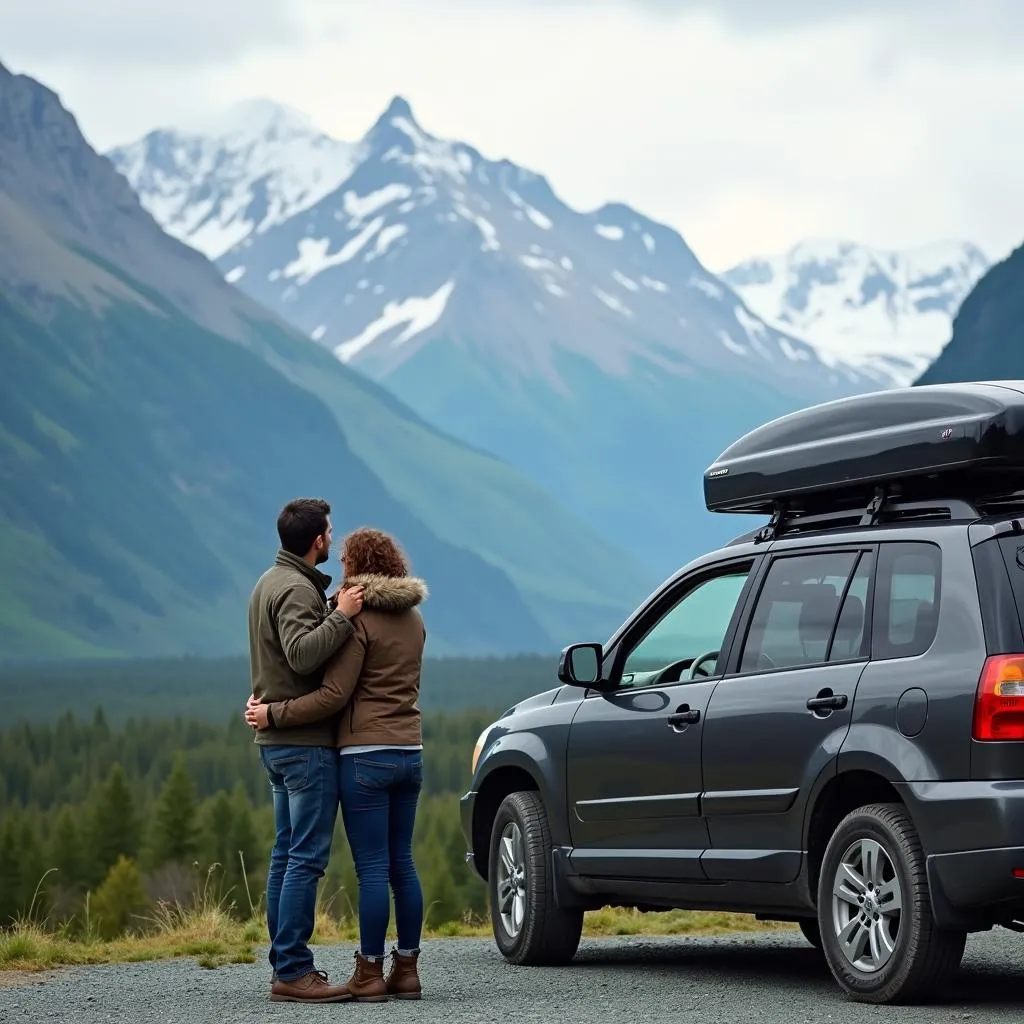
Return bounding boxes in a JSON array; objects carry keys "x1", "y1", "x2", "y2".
[{"x1": 342, "y1": 573, "x2": 428, "y2": 612}]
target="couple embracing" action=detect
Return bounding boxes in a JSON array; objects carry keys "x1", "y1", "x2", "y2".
[{"x1": 245, "y1": 497, "x2": 428, "y2": 1004}]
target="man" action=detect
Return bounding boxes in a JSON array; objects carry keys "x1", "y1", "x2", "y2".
[{"x1": 248, "y1": 497, "x2": 363, "y2": 1004}]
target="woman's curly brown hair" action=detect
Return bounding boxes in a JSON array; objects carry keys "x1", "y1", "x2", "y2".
[{"x1": 341, "y1": 527, "x2": 410, "y2": 578}]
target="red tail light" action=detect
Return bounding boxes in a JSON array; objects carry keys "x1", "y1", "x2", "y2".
[{"x1": 973, "y1": 655, "x2": 1024, "y2": 741}]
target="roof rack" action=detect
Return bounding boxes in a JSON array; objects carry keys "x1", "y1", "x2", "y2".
[
  {"x1": 704, "y1": 382, "x2": 1024, "y2": 517},
  {"x1": 742, "y1": 487, "x2": 1001, "y2": 545}
]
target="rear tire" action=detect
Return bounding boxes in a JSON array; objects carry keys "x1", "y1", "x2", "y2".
[
  {"x1": 817, "y1": 802, "x2": 966, "y2": 1004},
  {"x1": 488, "y1": 791, "x2": 583, "y2": 965}
]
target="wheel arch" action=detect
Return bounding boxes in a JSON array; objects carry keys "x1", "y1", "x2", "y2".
[
  {"x1": 805, "y1": 767, "x2": 905, "y2": 904},
  {"x1": 472, "y1": 764, "x2": 542, "y2": 881}
]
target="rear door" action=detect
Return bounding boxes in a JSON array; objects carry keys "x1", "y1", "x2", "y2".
[{"x1": 700, "y1": 545, "x2": 874, "y2": 883}]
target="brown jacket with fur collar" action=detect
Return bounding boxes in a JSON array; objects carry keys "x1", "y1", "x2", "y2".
[{"x1": 268, "y1": 573, "x2": 427, "y2": 748}]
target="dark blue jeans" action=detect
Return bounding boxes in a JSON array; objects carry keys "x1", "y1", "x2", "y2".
[
  {"x1": 261, "y1": 745, "x2": 339, "y2": 981},
  {"x1": 339, "y1": 748, "x2": 424, "y2": 958}
]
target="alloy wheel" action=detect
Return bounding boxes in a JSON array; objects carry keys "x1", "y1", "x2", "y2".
[
  {"x1": 496, "y1": 821, "x2": 528, "y2": 937},
  {"x1": 830, "y1": 837, "x2": 903, "y2": 973}
]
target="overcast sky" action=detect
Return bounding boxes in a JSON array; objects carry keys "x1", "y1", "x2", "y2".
[{"x1": 4, "y1": 0, "x2": 1024, "y2": 269}]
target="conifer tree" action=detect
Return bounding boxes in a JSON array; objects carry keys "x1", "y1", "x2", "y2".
[
  {"x1": 86, "y1": 763, "x2": 139, "y2": 885},
  {"x1": 91, "y1": 856, "x2": 148, "y2": 939},
  {"x1": 49, "y1": 805, "x2": 85, "y2": 892},
  {"x1": 146, "y1": 754, "x2": 199, "y2": 869}
]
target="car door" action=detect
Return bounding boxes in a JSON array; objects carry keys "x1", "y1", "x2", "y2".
[
  {"x1": 700, "y1": 545, "x2": 875, "y2": 884},
  {"x1": 565, "y1": 556, "x2": 759, "y2": 881}
]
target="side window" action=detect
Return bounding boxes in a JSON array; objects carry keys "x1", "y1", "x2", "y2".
[
  {"x1": 740, "y1": 551, "x2": 859, "y2": 673},
  {"x1": 828, "y1": 551, "x2": 874, "y2": 663},
  {"x1": 872, "y1": 542, "x2": 941, "y2": 661},
  {"x1": 620, "y1": 567, "x2": 751, "y2": 688}
]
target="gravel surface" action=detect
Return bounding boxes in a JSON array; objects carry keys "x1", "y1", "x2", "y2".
[{"x1": 1, "y1": 930, "x2": 1022, "y2": 1023}]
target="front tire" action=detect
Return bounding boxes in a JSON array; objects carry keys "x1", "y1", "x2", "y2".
[
  {"x1": 817, "y1": 803, "x2": 966, "y2": 1004},
  {"x1": 798, "y1": 918, "x2": 822, "y2": 949},
  {"x1": 488, "y1": 791, "x2": 583, "y2": 965}
]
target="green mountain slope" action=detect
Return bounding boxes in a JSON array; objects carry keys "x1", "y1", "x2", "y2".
[
  {"x1": 0, "y1": 61, "x2": 653, "y2": 658},
  {"x1": 916, "y1": 242, "x2": 1024, "y2": 385}
]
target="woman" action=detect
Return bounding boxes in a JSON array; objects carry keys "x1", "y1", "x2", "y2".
[{"x1": 246, "y1": 527, "x2": 428, "y2": 1002}]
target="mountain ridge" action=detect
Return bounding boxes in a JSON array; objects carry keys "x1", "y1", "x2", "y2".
[
  {"x1": 724, "y1": 237, "x2": 989, "y2": 386},
  {"x1": 0, "y1": 64, "x2": 654, "y2": 658},
  {"x1": 112, "y1": 93, "x2": 898, "y2": 573}
]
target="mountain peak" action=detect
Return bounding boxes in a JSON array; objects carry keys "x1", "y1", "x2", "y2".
[
  {"x1": 172, "y1": 96, "x2": 323, "y2": 143},
  {"x1": 380, "y1": 95, "x2": 415, "y2": 124},
  {"x1": 723, "y1": 236, "x2": 991, "y2": 385}
]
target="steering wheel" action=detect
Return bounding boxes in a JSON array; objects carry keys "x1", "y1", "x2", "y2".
[
  {"x1": 688, "y1": 650, "x2": 720, "y2": 679},
  {"x1": 646, "y1": 658, "x2": 693, "y2": 688}
]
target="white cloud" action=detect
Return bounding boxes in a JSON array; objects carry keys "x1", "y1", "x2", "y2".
[{"x1": 2, "y1": 0, "x2": 1023, "y2": 271}]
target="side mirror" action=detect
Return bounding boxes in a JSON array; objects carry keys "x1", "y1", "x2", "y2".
[{"x1": 558, "y1": 642, "x2": 605, "y2": 688}]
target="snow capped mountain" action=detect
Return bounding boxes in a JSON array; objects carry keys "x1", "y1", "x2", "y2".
[
  {"x1": 723, "y1": 238, "x2": 990, "y2": 386},
  {"x1": 204, "y1": 97, "x2": 879, "y2": 400},
  {"x1": 113, "y1": 95, "x2": 894, "y2": 573},
  {"x1": 107, "y1": 99, "x2": 359, "y2": 260}
]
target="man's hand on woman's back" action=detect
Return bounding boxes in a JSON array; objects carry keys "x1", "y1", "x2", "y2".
[{"x1": 333, "y1": 585, "x2": 364, "y2": 619}]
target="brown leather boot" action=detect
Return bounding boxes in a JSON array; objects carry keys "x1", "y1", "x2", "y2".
[
  {"x1": 385, "y1": 949, "x2": 422, "y2": 1000},
  {"x1": 270, "y1": 969, "x2": 351, "y2": 1003},
  {"x1": 340, "y1": 952, "x2": 389, "y2": 1002}
]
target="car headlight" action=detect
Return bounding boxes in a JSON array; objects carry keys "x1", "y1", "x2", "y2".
[{"x1": 471, "y1": 727, "x2": 490, "y2": 775}]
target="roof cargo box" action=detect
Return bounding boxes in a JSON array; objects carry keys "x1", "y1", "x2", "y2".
[{"x1": 704, "y1": 381, "x2": 1024, "y2": 515}]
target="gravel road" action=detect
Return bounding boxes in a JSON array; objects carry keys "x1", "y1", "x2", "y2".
[{"x1": 2, "y1": 930, "x2": 1022, "y2": 1023}]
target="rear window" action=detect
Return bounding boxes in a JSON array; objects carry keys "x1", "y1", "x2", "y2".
[{"x1": 872, "y1": 542, "x2": 941, "y2": 660}]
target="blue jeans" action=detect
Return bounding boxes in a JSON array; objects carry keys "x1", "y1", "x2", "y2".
[
  {"x1": 339, "y1": 749, "x2": 424, "y2": 958},
  {"x1": 261, "y1": 745, "x2": 339, "y2": 981}
]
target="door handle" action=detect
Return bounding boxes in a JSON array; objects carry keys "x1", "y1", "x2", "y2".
[
  {"x1": 806, "y1": 691, "x2": 848, "y2": 712},
  {"x1": 667, "y1": 705, "x2": 701, "y2": 728}
]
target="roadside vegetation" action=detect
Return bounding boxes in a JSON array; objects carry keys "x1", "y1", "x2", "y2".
[{"x1": 0, "y1": 664, "x2": 793, "y2": 975}]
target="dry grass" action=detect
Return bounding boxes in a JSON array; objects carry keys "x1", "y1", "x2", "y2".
[{"x1": 1, "y1": 886, "x2": 793, "y2": 975}]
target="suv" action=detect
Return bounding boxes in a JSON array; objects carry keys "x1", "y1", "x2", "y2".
[{"x1": 460, "y1": 382, "x2": 1024, "y2": 1005}]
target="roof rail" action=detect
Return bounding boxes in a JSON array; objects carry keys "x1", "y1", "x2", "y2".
[{"x1": 747, "y1": 488, "x2": 987, "y2": 545}]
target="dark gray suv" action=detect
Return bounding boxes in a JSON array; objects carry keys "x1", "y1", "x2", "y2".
[{"x1": 460, "y1": 382, "x2": 1024, "y2": 1005}]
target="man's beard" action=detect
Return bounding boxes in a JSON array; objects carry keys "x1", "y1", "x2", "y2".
[{"x1": 315, "y1": 547, "x2": 330, "y2": 565}]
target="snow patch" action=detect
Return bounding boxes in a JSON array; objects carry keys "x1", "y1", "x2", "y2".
[
  {"x1": 283, "y1": 218, "x2": 384, "y2": 283},
  {"x1": 520, "y1": 254, "x2": 558, "y2": 271},
  {"x1": 593, "y1": 288, "x2": 633, "y2": 318},
  {"x1": 343, "y1": 183, "x2": 412, "y2": 222},
  {"x1": 595, "y1": 224, "x2": 624, "y2": 241},
  {"x1": 454, "y1": 204, "x2": 500, "y2": 251},
  {"x1": 311, "y1": 324, "x2": 327, "y2": 341},
  {"x1": 717, "y1": 330, "x2": 748, "y2": 356},
  {"x1": 779, "y1": 338, "x2": 812, "y2": 362},
  {"x1": 612, "y1": 270, "x2": 639, "y2": 292},
  {"x1": 369, "y1": 223, "x2": 408, "y2": 258},
  {"x1": 388, "y1": 117, "x2": 468, "y2": 182},
  {"x1": 335, "y1": 280, "x2": 456, "y2": 362},
  {"x1": 642, "y1": 232, "x2": 656, "y2": 253},
  {"x1": 506, "y1": 190, "x2": 552, "y2": 229},
  {"x1": 546, "y1": 282, "x2": 567, "y2": 297},
  {"x1": 691, "y1": 276, "x2": 724, "y2": 300},
  {"x1": 641, "y1": 276, "x2": 668, "y2": 293},
  {"x1": 560, "y1": 256, "x2": 573, "y2": 271},
  {"x1": 224, "y1": 266, "x2": 245, "y2": 283}
]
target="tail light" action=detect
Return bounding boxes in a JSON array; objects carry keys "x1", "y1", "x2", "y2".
[{"x1": 973, "y1": 655, "x2": 1024, "y2": 741}]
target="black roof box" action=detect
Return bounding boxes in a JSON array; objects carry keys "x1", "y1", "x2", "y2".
[{"x1": 704, "y1": 381, "x2": 1024, "y2": 515}]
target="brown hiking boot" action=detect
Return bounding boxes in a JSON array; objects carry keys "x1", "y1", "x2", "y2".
[
  {"x1": 339, "y1": 952, "x2": 389, "y2": 1002},
  {"x1": 270, "y1": 969, "x2": 351, "y2": 1003},
  {"x1": 385, "y1": 949, "x2": 422, "y2": 1000}
]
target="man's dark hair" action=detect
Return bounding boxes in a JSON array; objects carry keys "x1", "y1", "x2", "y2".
[{"x1": 277, "y1": 498, "x2": 331, "y2": 556}]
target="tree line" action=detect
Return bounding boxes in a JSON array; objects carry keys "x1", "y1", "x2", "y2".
[
  {"x1": 0, "y1": 653, "x2": 558, "y2": 726},
  {"x1": 0, "y1": 709, "x2": 499, "y2": 937}
]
